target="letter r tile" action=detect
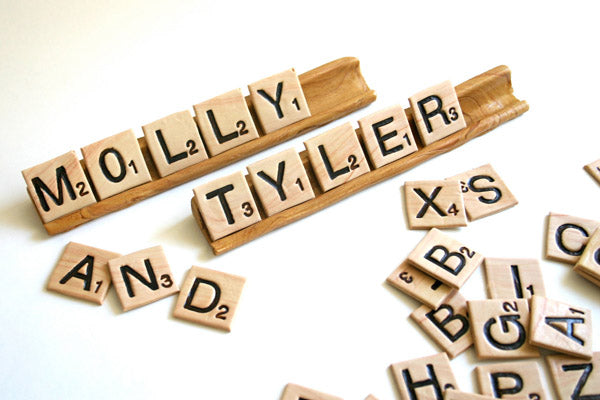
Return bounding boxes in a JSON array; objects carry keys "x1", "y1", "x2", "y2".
[
  {"x1": 404, "y1": 180, "x2": 467, "y2": 229},
  {"x1": 173, "y1": 266, "x2": 245, "y2": 332},
  {"x1": 248, "y1": 68, "x2": 311, "y2": 134},
  {"x1": 407, "y1": 228, "x2": 483, "y2": 289},
  {"x1": 22, "y1": 150, "x2": 97, "y2": 223},
  {"x1": 408, "y1": 81, "x2": 466, "y2": 146},
  {"x1": 193, "y1": 171, "x2": 262, "y2": 240}
]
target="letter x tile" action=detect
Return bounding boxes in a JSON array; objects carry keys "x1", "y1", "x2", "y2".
[{"x1": 404, "y1": 180, "x2": 467, "y2": 229}]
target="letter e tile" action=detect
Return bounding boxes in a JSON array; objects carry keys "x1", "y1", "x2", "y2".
[
  {"x1": 22, "y1": 151, "x2": 97, "y2": 223},
  {"x1": 81, "y1": 129, "x2": 151, "y2": 199},
  {"x1": 304, "y1": 122, "x2": 370, "y2": 192},
  {"x1": 193, "y1": 171, "x2": 262, "y2": 240},
  {"x1": 248, "y1": 69, "x2": 311, "y2": 134},
  {"x1": 108, "y1": 245, "x2": 179, "y2": 312},
  {"x1": 173, "y1": 266, "x2": 245, "y2": 332},
  {"x1": 47, "y1": 242, "x2": 120, "y2": 304}
]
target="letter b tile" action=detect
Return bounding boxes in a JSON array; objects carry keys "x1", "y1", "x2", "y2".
[{"x1": 173, "y1": 266, "x2": 245, "y2": 332}]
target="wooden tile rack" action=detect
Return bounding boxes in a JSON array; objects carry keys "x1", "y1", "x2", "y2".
[
  {"x1": 39, "y1": 57, "x2": 376, "y2": 234},
  {"x1": 192, "y1": 65, "x2": 529, "y2": 255}
]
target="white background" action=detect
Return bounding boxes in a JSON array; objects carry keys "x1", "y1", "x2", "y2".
[{"x1": 1, "y1": 1, "x2": 599, "y2": 399}]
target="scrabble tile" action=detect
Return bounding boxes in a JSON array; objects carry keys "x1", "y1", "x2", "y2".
[
  {"x1": 22, "y1": 151, "x2": 97, "y2": 223},
  {"x1": 193, "y1": 171, "x2": 262, "y2": 240},
  {"x1": 141, "y1": 110, "x2": 208, "y2": 178},
  {"x1": 357, "y1": 105, "x2": 418, "y2": 169},
  {"x1": 408, "y1": 81, "x2": 466, "y2": 146},
  {"x1": 483, "y1": 258, "x2": 546, "y2": 299},
  {"x1": 108, "y1": 245, "x2": 179, "y2": 312},
  {"x1": 576, "y1": 268, "x2": 600, "y2": 287},
  {"x1": 529, "y1": 295, "x2": 593, "y2": 359},
  {"x1": 546, "y1": 352, "x2": 600, "y2": 400},
  {"x1": 447, "y1": 164, "x2": 518, "y2": 221},
  {"x1": 404, "y1": 180, "x2": 467, "y2": 229},
  {"x1": 304, "y1": 122, "x2": 370, "y2": 192},
  {"x1": 545, "y1": 213, "x2": 600, "y2": 264},
  {"x1": 410, "y1": 290, "x2": 473, "y2": 359},
  {"x1": 173, "y1": 266, "x2": 245, "y2": 332},
  {"x1": 407, "y1": 228, "x2": 483, "y2": 289},
  {"x1": 247, "y1": 148, "x2": 315, "y2": 217},
  {"x1": 467, "y1": 299, "x2": 539, "y2": 359},
  {"x1": 193, "y1": 89, "x2": 260, "y2": 157},
  {"x1": 574, "y1": 228, "x2": 600, "y2": 281},
  {"x1": 280, "y1": 383, "x2": 343, "y2": 400},
  {"x1": 444, "y1": 390, "x2": 496, "y2": 400},
  {"x1": 584, "y1": 159, "x2": 600, "y2": 186},
  {"x1": 47, "y1": 242, "x2": 120, "y2": 305},
  {"x1": 81, "y1": 129, "x2": 151, "y2": 200},
  {"x1": 386, "y1": 259, "x2": 453, "y2": 309},
  {"x1": 248, "y1": 69, "x2": 311, "y2": 134},
  {"x1": 390, "y1": 353, "x2": 459, "y2": 399},
  {"x1": 475, "y1": 361, "x2": 548, "y2": 400}
]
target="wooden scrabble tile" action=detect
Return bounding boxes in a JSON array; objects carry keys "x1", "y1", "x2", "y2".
[
  {"x1": 475, "y1": 360, "x2": 548, "y2": 400},
  {"x1": 584, "y1": 159, "x2": 600, "y2": 186},
  {"x1": 574, "y1": 228, "x2": 600, "y2": 281},
  {"x1": 444, "y1": 390, "x2": 496, "y2": 400},
  {"x1": 404, "y1": 180, "x2": 467, "y2": 229},
  {"x1": 173, "y1": 266, "x2": 245, "y2": 332},
  {"x1": 408, "y1": 81, "x2": 466, "y2": 146},
  {"x1": 546, "y1": 352, "x2": 600, "y2": 400},
  {"x1": 47, "y1": 242, "x2": 120, "y2": 305},
  {"x1": 529, "y1": 295, "x2": 593, "y2": 359},
  {"x1": 390, "y1": 353, "x2": 459, "y2": 399},
  {"x1": 247, "y1": 148, "x2": 315, "y2": 217},
  {"x1": 248, "y1": 69, "x2": 311, "y2": 134},
  {"x1": 447, "y1": 164, "x2": 518, "y2": 221},
  {"x1": 407, "y1": 228, "x2": 483, "y2": 289},
  {"x1": 357, "y1": 105, "x2": 418, "y2": 169},
  {"x1": 483, "y1": 258, "x2": 546, "y2": 299},
  {"x1": 386, "y1": 259, "x2": 453, "y2": 309},
  {"x1": 193, "y1": 88, "x2": 260, "y2": 157},
  {"x1": 108, "y1": 245, "x2": 179, "y2": 312},
  {"x1": 81, "y1": 129, "x2": 151, "y2": 199},
  {"x1": 142, "y1": 110, "x2": 209, "y2": 177},
  {"x1": 193, "y1": 171, "x2": 262, "y2": 240},
  {"x1": 304, "y1": 122, "x2": 370, "y2": 192},
  {"x1": 22, "y1": 150, "x2": 97, "y2": 223},
  {"x1": 467, "y1": 299, "x2": 539, "y2": 359},
  {"x1": 280, "y1": 383, "x2": 343, "y2": 400},
  {"x1": 545, "y1": 213, "x2": 600, "y2": 264},
  {"x1": 576, "y1": 268, "x2": 600, "y2": 287},
  {"x1": 410, "y1": 290, "x2": 473, "y2": 359}
]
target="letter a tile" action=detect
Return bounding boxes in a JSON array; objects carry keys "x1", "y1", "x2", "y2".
[
  {"x1": 475, "y1": 361, "x2": 548, "y2": 400},
  {"x1": 529, "y1": 295, "x2": 593, "y2": 359},
  {"x1": 248, "y1": 69, "x2": 311, "y2": 134},
  {"x1": 81, "y1": 129, "x2": 151, "y2": 199},
  {"x1": 193, "y1": 171, "x2": 262, "y2": 240},
  {"x1": 546, "y1": 352, "x2": 600, "y2": 400},
  {"x1": 410, "y1": 290, "x2": 473, "y2": 359},
  {"x1": 193, "y1": 89, "x2": 260, "y2": 157},
  {"x1": 408, "y1": 81, "x2": 466, "y2": 146},
  {"x1": 545, "y1": 213, "x2": 600, "y2": 264},
  {"x1": 483, "y1": 258, "x2": 546, "y2": 300},
  {"x1": 467, "y1": 299, "x2": 539, "y2": 360},
  {"x1": 280, "y1": 383, "x2": 343, "y2": 400},
  {"x1": 247, "y1": 148, "x2": 315, "y2": 217},
  {"x1": 404, "y1": 180, "x2": 467, "y2": 229},
  {"x1": 173, "y1": 266, "x2": 245, "y2": 332},
  {"x1": 47, "y1": 242, "x2": 120, "y2": 305},
  {"x1": 357, "y1": 105, "x2": 418, "y2": 169},
  {"x1": 304, "y1": 122, "x2": 370, "y2": 192},
  {"x1": 407, "y1": 228, "x2": 483, "y2": 289},
  {"x1": 390, "y1": 353, "x2": 459, "y2": 399},
  {"x1": 22, "y1": 151, "x2": 97, "y2": 223},
  {"x1": 108, "y1": 245, "x2": 179, "y2": 312},
  {"x1": 142, "y1": 110, "x2": 209, "y2": 177},
  {"x1": 447, "y1": 164, "x2": 518, "y2": 221}
]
